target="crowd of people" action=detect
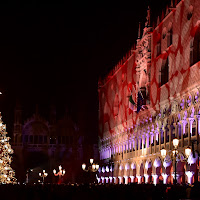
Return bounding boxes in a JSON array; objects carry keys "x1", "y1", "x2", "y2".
[{"x1": 0, "y1": 182, "x2": 200, "y2": 200}]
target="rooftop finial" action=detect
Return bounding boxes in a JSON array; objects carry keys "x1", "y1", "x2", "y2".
[
  {"x1": 145, "y1": 6, "x2": 151, "y2": 27},
  {"x1": 138, "y1": 22, "x2": 141, "y2": 39},
  {"x1": 170, "y1": 0, "x2": 174, "y2": 8}
]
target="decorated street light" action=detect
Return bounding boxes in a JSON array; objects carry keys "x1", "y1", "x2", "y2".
[
  {"x1": 82, "y1": 158, "x2": 99, "y2": 172},
  {"x1": 161, "y1": 138, "x2": 191, "y2": 184},
  {"x1": 39, "y1": 169, "x2": 48, "y2": 183},
  {"x1": 26, "y1": 168, "x2": 33, "y2": 184},
  {"x1": 53, "y1": 165, "x2": 65, "y2": 184}
]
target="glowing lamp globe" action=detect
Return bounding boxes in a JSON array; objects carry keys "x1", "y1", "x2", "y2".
[
  {"x1": 172, "y1": 149, "x2": 178, "y2": 156},
  {"x1": 53, "y1": 169, "x2": 56, "y2": 174},
  {"x1": 185, "y1": 146, "x2": 191, "y2": 158},
  {"x1": 82, "y1": 163, "x2": 86, "y2": 170},
  {"x1": 90, "y1": 159, "x2": 94, "y2": 164},
  {"x1": 172, "y1": 138, "x2": 179, "y2": 149},
  {"x1": 92, "y1": 164, "x2": 96, "y2": 170},
  {"x1": 96, "y1": 164, "x2": 99, "y2": 170},
  {"x1": 161, "y1": 148, "x2": 167, "y2": 158}
]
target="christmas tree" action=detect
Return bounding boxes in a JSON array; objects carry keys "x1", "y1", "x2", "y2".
[{"x1": 0, "y1": 113, "x2": 17, "y2": 184}]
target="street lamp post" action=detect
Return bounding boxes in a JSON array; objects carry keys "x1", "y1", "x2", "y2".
[
  {"x1": 82, "y1": 159, "x2": 99, "y2": 183},
  {"x1": 26, "y1": 168, "x2": 33, "y2": 184},
  {"x1": 161, "y1": 138, "x2": 191, "y2": 184},
  {"x1": 82, "y1": 158, "x2": 99, "y2": 172},
  {"x1": 39, "y1": 169, "x2": 48, "y2": 183},
  {"x1": 190, "y1": 139, "x2": 200, "y2": 182},
  {"x1": 173, "y1": 138, "x2": 179, "y2": 184},
  {"x1": 53, "y1": 165, "x2": 65, "y2": 184}
]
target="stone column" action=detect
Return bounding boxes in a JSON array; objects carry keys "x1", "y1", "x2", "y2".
[
  {"x1": 146, "y1": 134, "x2": 150, "y2": 148},
  {"x1": 154, "y1": 132, "x2": 157, "y2": 153},
  {"x1": 159, "y1": 129, "x2": 161, "y2": 150},
  {"x1": 177, "y1": 174, "x2": 182, "y2": 184},
  {"x1": 188, "y1": 118, "x2": 195, "y2": 146},
  {"x1": 132, "y1": 138, "x2": 135, "y2": 151},
  {"x1": 101, "y1": 177, "x2": 105, "y2": 184},
  {"x1": 180, "y1": 119, "x2": 187, "y2": 148},
  {"x1": 162, "y1": 173, "x2": 169, "y2": 184},
  {"x1": 150, "y1": 133, "x2": 153, "y2": 154},
  {"x1": 138, "y1": 137, "x2": 141, "y2": 151},
  {"x1": 118, "y1": 176, "x2": 122, "y2": 184},
  {"x1": 130, "y1": 176, "x2": 134, "y2": 183},
  {"x1": 105, "y1": 177, "x2": 109, "y2": 183},
  {"x1": 195, "y1": 115, "x2": 200, "y2": 141},
  {"x1": 136, "y1": 175, "x2": 142, "y2": 184},
  {"x1": 163, "y1": 127, "x2": 166, "y2": 149},
  {"x1": 142, "y1": 135, "x2": 145, "y2": 150},
  {"x1": 124, "y1": 176, "x2": 128, "y2": 184},
  {"x1": 129, "y1": 140, "x2": 131, "y2": 152},
  {"x1": 185, "y1": 171, "x2": 194, "y2": 184},
  {"x1": 173, "y1": 123, "x2": 178, "y2": 138},
  {"x1": 113, "y1": 177, "x2": 116, "y2": 184},
  {"x1": 109, "y1": 176, "x2": 112, "y2": 183},
  {"x1": 134, "y1": 138, "x2": 137, "y2": 157},
  {"x1": 144, "y1": 174, "x2": 149, "y2": 183},
  {"x1": 168, "y1": 125, "x2": 172, "y2": 150},
  {"x1": 152, "y1": 174, "x2": 158, "y2": 185}
]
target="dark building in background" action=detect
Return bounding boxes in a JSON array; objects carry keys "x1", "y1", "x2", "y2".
[{"x1": 11, "y1": 102, "x2": 99, "y2": 184}]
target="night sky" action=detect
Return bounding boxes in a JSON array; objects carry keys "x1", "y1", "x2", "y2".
[{"x1": 0, "y1": 0, "x2": 170, "y2": 141}]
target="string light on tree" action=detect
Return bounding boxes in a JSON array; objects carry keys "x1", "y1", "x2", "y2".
[{"x1": 0, "y1": 113, "x2": 17, "y2": 184}]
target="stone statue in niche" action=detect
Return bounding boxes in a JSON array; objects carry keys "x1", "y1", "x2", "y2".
[
  {"x1": 186, "y1": 96, "x2": 192, "y2": 108},
  {"x1": 190, "y1": 107, "x2": 195, "y2": 118},
  {"x1": 171, "y1": 101, "x2": 178, "y2": 114}
]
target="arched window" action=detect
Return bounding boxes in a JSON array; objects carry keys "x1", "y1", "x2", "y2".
[
  {"x1": 156, "y1": 40, "x2": 161, "y2": 56},
  {"x1": 156, "y1": 32, "x2": 161, "y2": 57},
  {"x1": 167, "y1": 28, "x2": 173, "y2": 47},
  {"x1": 103, "y1": 102, "x2": 109, "y2": 123},
  {"x1": 113, "y1": 94, "x2": 119, "y2": 117},
  {"x1": 160, "y1": 57, "x2": 169, "y2": 86},
  {"x1": 191, "y1": 26, "x2": 200, "y2": 66}
]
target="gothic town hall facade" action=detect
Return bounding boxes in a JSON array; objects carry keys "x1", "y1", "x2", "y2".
[{"x1": 98, "y1": 0, "x2": 200, "y2": 185}]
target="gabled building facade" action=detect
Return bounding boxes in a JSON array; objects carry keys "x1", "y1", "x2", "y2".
[{"x1": 98, "y1": 0, "x2": 200, "y2": 185}]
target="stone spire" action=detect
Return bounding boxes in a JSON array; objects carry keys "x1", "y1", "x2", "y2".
[
  {"x1": 138, "y1": 22, "x2": 141, "y2": 39},
  {"x1": 145, "y1": 6, "x2": 151, "y2": 27}
]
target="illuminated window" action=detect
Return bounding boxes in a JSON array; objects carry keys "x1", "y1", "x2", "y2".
[
  {"x1": 156, "y1": 40, "x2": 161, "y2": 56},
  {"x1": 103, "y1": 103, "x2": 109, "y2": 123},
  {"x1": 191, "y1": 26, "x2": 200, "y2": 66},
  {"x1": 113, "y1": 94, "x2": 119, "y2": 117},
  {"x1": 160, "y1": 58, "x2": 169, "y2": 86},
  {"x1": 167, "y1": 28, "x2": 173, "y2": 47}
]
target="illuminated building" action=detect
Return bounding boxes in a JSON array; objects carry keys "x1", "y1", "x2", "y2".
[
  {"x1": 12, "y1": 104, "x2": 85, "y2": 183},
  {"x1": 98, "y1": 0, "x2": 200, "y2": 185}
]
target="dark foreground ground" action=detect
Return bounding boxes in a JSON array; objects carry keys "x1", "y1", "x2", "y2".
[{"x1": 1, "y1": 182, "x2": 200, "y2": 200}]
